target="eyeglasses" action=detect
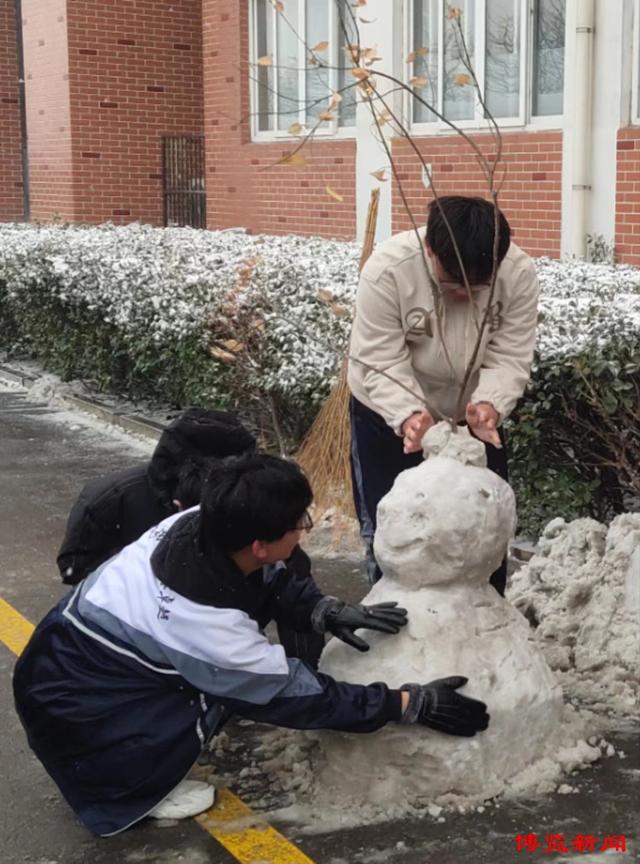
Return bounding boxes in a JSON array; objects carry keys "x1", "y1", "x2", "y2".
[
  {"x1": 438, "y1": 279, "x2": 492, "y2": 293},
  {"x1": 297, "y1": 510, "x2": 313, "y2": 532}
]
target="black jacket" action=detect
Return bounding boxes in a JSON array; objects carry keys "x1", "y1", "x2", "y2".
[{"x1": 57, "y1": 408, "x2": 256, "y2": 584}]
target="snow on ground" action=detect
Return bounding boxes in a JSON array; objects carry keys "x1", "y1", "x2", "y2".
[{"x1": 0, "y1": 370, "x2": 154, "y2": 460}]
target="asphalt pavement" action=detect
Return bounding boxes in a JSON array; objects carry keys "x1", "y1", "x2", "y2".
[{"x1": 0, "y1": 375, "x2": 638, "y2": 864}]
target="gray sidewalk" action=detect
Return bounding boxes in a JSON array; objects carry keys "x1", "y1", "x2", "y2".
[{"x1": 0, "y1": 374, "x2": 638, "y2": 864}]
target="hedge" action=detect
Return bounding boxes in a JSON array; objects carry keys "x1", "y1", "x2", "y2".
[{"x1": 2, "y1": 223, "x2": 640, "y2": 536}]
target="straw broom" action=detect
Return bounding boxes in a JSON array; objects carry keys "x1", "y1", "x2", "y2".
[{"x1": 296, "y1": 188, "x2": 380, "y2": 518}]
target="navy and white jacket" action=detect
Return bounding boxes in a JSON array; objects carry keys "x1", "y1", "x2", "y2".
[{"x1": 13, "y1": 509, "x2": 403, "y2": 837}]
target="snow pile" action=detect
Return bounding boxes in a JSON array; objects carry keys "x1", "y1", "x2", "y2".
[{"x1": 509, "y1": 515, "x2": 640, "y2": 718}]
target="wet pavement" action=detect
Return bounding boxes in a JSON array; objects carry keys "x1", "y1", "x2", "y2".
[{"x1": 1, "y1": 377, "x2": 638, "y2": 864}]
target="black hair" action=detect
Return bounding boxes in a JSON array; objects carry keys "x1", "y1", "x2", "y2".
[
  {"x1": 199, "y1": 452, "x2": 313, "y2": 554},
  {"x1": 174, "y1": 456, "x2": 215, "y2": 509},
  {"x1": 426, "y1": 196, "x2": 511, "y2": 284}
]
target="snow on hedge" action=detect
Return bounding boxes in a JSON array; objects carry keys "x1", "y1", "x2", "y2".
[
  {"x1": 0, "y1": 223, "x2": 359, "y2": 404},
  {"x1": 535, "y1": 257, "x2": 640, "y2": 359},
  {"x1": 1, "y1": 222, "x2": 640, "y2": 406}
]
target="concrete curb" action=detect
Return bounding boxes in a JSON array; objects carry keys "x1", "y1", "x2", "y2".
[
  {"x1": 0, "y1": 364, "x2": 36, "y2": 386},
  {"x1": 0, "y1": 363, "x2": 165, "y2": 442}
]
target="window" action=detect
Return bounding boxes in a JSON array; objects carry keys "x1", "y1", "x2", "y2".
[
  {"x1": 251, "y1": 0, "x2": 357, "y2": 137},
  {"x1": 409, "y1": 0, "x2": 565, "y2": 128},
  {"x1": 532, "y1": 0, "x2": 565, "y2": 115}
]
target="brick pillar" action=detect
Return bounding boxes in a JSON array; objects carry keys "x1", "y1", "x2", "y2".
[
  {"x1": 22, "y1": 0, "x2": 74, "y2": 221},
  {"x1": 21, "y1": 0, "x2": 204, "y2": 225},
  {"x1": 0, "y1": 0, "x2": 25, "y2": 221}
]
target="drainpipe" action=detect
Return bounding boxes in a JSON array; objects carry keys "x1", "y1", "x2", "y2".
[
  {"x1": 570, "y1": 0, "x2": 595, "y2": 258},
  {"x1": 14, "y1": 0, "x2": 30, "y2": 221}
]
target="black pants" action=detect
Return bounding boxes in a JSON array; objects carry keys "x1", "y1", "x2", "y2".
[{"x1": 350, "y1": 396, "x2": 509, "y2": 595}]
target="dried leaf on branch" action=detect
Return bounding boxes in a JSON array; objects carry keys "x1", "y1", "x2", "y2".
[
  {"x1": 454, "y1": 72, "x2": 472, "y2": 87},
  {"x1": 331, "y1": 303, "x2": 349, "y2": 318},
  {"x1": 318, "y1": 288, "x2": 335, "y2": 303},
  {"x1": 325, "y1": 185, "x2": 344, "y2": 202},
  {"x1": 363, "y1": 48, "x2": 382, "y2": 65},
  {"x1": 345, "y1": 44, "x2": 362, "y2": 63},
  {"x1": 406, "y1": 47, "x2": 429, "y2": 64},
  {"x1": 370, "y1": 168, "x2": 387, "y2": 181},
  {"x1": 220, "y1": 339, "x2": 246, "y2": 354},
  {"x1": 210, "y1": 346, "x2": 237, "y2": 364},
  {"x1": 257, "y1": 55, "x2": 273, "y2": 66},
  {"x1": 282, "y1": 152, "x2": 306, "y2": 167},
  {"x1": 312, "y1": 40, "x2": 329, "y2": 52},
  {"x1": 409, "y1": 75, "x2": 428, "y2": 88}
]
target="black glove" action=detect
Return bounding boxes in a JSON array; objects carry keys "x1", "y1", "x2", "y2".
[
  {"x1": 312, "y1": 596, "x2": 408, "y2": 652},
  {"x1": 400, "y1": 676, "x2": 490, "y2": 737}
]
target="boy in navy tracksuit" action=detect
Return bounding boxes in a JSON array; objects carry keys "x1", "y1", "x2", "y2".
[{"x1": 13, "y1": 453, "x2": 489, "y2": 836}]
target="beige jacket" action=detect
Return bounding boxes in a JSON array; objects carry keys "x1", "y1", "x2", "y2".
[{"x1": 348, "y1": 228, "x2": 539, "y2": 434}]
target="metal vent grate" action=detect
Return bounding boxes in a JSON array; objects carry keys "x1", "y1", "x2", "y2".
[{"x1": 162, "y1": 135, "x2": 206, "y2": 228}]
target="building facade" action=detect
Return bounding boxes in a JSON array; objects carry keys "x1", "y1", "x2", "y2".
[{"x1": 2, "y1": 1, "x2": 640, "y2": 263}]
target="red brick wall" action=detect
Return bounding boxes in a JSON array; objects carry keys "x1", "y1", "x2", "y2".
[
  {"x1": 0, "y1": 0, "x2": 24, "y2": 221},
  {"x1": 22, "y1": 0, "x2": 75, "y2": 222},
  {"x1": 66, "y1": 0, "x2": 204, "y2": 225},
  {"x1": 202, "y1": 0, "x2": 356, "y2": 239},
  {"x1": 615, "y1": 127, "x2": 640, "y2": 265},
  {"x1": 22, "y1": 0, "x2": 203, "y2": 225},
  {"x1": 391, "y1": 130, "x2": 563, "y2": 259}
]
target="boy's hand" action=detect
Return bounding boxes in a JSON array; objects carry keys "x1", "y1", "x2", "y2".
[
  {"x1": 401, "y1": 410, "x2": 434, "y2": 454},
  {"x1": 312, "y1": 597, "x2": 408, "y2": 651},
  {"x1": 465, "y1": 402, "x2": 501, "y2": 448}
]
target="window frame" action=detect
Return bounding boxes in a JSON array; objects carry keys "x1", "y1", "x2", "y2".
[
  {"x1": 248, "y1": 0, "x2": 357, "y2": 142},
  {"x1": 405, "y1": 0, "x2": 565, "y2": 135}
]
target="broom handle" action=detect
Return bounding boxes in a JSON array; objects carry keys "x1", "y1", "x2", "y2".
[
  {"x1": 358, "y1": 188, "x2": 380, "y2": 273},
  {"x1": 342, "y1": 188, "x2": 380, "y2": 378}
]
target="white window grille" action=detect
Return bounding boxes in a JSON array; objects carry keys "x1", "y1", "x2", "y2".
[
  {"x1": 249, "y1": 0, "x2": 358, "y2": 139},
  {"x1": 408, "y1": 0, "x2": 565, "y2": 131}
]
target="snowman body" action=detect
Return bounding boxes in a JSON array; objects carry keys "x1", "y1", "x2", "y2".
[{"x1": 313, "y1": 426, "x2": 563, "y2": 808}]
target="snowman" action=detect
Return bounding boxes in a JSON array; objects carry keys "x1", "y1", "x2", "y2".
[{"x1": 310, "y1": 422, "x2": 564, "y2": 810}]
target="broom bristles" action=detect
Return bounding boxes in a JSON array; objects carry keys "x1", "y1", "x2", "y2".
[
  {"x1": 296, "y1": 360, "x2": 353, "y2": 516},
  {"x1": 296, "y1": 189, "x2": 380, "y2": 520}
]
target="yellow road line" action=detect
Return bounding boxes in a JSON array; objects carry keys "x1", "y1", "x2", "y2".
[
  {"x1": 197, "y1": 787, "x2": 315, "y2": 864},
  {"x1": 0, "y1": 596, "x2": 316, "y2": 864},
  {"x1": 0, "y1": 597, "x2": 34, "y2": 655}
]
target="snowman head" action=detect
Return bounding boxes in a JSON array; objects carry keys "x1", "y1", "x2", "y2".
[{"x1": 373, "y1": 423, "x2": 516, "y2": 588}]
